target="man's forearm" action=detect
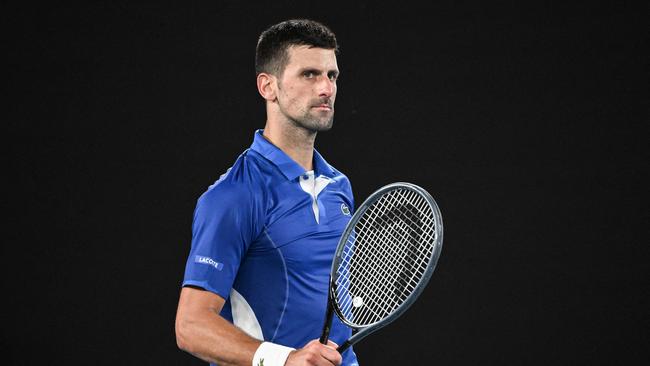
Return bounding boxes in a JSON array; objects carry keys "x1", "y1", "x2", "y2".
[{"x1": 176, "y1": 305, "x2": 261, "y2": 366}]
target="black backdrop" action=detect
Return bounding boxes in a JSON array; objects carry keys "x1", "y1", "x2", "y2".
[{"x1": 5, "y1": 1, "x2": 648, "y2": 365}]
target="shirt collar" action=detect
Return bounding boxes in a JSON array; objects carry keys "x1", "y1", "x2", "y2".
[{"x1": 249, "y1": 129, "x2": 336, "y2": 181}]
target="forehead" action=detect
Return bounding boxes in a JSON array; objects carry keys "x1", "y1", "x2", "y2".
[{"x1": 285, "y1": 45, "x2": 338, "y2": 72}]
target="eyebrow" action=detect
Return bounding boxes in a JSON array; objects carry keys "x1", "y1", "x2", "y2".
[{"x1": 299, "y1": 67, "x2": 339, "y2": 76}]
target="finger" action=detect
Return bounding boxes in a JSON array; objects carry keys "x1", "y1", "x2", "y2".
[
  {"x1": 320, "y1": 345, "x2": 343, "y2": 365},
  {"x1": 326, "y1": 340, "x2": 339, "y2": 349},
  {"x1": 305, "y1": 339, "x2": 322, "y2": 347}
]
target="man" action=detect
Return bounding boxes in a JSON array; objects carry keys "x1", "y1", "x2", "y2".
[{"x1": 175, "y1": 19, "x2": 359, "y2": 366}]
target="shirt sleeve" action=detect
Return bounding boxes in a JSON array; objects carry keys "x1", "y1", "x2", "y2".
[{"x1": 182, "y1": 178, "x2": 263, "y2": 299}]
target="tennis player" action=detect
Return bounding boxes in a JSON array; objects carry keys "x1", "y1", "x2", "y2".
[{"x1": 175, "y1": 19, "x2": 359, "y2": 366}]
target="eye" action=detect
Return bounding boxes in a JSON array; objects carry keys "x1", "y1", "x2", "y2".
[
  {"x1": 303, "y1": 70, "x2": 316, "y2": 79},
  {"x1": 328, "y1": 72, "x2": 338, "y2": 81}
]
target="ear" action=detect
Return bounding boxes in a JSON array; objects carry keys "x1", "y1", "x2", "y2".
[{"x1": 256, "y1": 73, "x2": 277, "y2": 102}]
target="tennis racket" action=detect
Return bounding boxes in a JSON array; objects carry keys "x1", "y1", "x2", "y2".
[{"x1": 319, "y1": 182, "x2": 443, "y2": 353}]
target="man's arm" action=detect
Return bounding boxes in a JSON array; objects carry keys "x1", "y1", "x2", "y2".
[
  {"x1": 175, "y1": 286, "x2": 342, "y2": 366},
  {"x1": 175, "y1": 286, "x2": 261, "y2": 365}
]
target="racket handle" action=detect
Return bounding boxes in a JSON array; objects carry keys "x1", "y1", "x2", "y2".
[{"x1": 319, "y1": 303, "x2": 334, "y2": 344}]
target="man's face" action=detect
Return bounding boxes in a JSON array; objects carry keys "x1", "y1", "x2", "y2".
[{"x1": 275, "y1": 45, "x2": 339, "y2": 132}]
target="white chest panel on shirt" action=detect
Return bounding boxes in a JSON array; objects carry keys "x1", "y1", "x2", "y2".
[{"x1": 299, "y1": 170, "x2": 332, "y2": 224}]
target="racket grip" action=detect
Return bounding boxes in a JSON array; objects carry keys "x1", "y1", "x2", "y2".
[{"x1": 319, "y1": 303, "x2": 334, "y2": 344}]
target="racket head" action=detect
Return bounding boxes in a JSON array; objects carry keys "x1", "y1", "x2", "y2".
[{"x1": 328, "y1": 182, "x2": 443, "y2": 331}]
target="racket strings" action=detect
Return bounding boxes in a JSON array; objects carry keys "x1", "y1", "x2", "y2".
[
  {"x1": 334, "y1": 188, "x2": 438, "y2": 327},
  {"x1": 339, "y1": 192, "x2": 427, "y2": 293},
  {"x1": 356, "y1": 200, "x2": 429, "y2": 316},
  {"x1": 338, "y1": 195, "x2": 431, "y2": 324},
  {"x1": 338, "y1": 194, "x2": 427, "y2": 287}
]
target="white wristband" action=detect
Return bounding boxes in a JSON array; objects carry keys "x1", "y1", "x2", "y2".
[{"x1": 252, "y1": 342, "x2": 295, "y2": 366}]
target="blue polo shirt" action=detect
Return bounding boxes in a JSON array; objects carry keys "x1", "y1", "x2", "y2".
[{"x1": 182, "y1": 130, "x2": 359, "y2": 365}]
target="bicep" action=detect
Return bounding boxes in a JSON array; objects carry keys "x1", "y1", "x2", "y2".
[{"x1": 177, "y1": 286, "x2": 226, "y2": 319}]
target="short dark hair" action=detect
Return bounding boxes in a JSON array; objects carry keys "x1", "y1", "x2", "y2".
[{"x1": 255, "y1": 19, "x2": 338, "y2": 77}]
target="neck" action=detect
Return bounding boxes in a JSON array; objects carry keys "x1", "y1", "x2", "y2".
[{"x1": 263, "y1": 121, "x2": 316, "y2": 171}]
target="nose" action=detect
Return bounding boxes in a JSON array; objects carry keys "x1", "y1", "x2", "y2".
[{"x1": 317, "y1": 75, "x2": 335, "y2": 98}]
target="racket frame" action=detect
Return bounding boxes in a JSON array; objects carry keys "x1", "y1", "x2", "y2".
[{"x1": 320, "y1": 182, "x2": 444, "y2": 352}]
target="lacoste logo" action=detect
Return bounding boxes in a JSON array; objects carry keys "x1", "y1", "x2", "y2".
[
  {"x1": 341, "y1": 203, "x2": 351, "y2": 216},
  {"x1": 258, "y1": 359, "x2": 264, "y2": 366},
  {"x1": 194, "y1": 255, "x2": 224, "y2": 270}
]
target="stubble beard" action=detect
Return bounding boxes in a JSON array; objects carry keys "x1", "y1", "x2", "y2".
[
  {"x1": 276, "y1": 81, "x2": 335, "y2": 133},
  {"x1": 289, "y1": 110, "x2": 334, "y2": 133},
  {"x1": 278, "y1": 98, "x2": 335, "y2": 133}
]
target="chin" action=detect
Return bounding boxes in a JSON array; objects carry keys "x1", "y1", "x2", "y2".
[
  {"x1": 295, "y1": 116, "x2": 334, "y2": 132},
  {"x1": 314, "y1": 118, "x2": 334, "y2": 132}
]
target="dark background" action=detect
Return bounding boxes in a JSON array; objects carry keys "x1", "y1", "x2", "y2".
[{"x1": 5, "y1": 1, "x2": 648, "y2": 365}]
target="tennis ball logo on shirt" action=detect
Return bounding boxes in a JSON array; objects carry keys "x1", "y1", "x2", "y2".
[{"x1": 341, "y1": 203, "x2": 351, "y2": 216}]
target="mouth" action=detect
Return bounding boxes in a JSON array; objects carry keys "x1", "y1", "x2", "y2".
[{"x1": 312, "y1": 104, "x2": 332, "y2": 111}]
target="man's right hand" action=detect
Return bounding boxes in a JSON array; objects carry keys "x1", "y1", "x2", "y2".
[{"x1": 285, "y1": 339, "x2": 342, "y2": 366}]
